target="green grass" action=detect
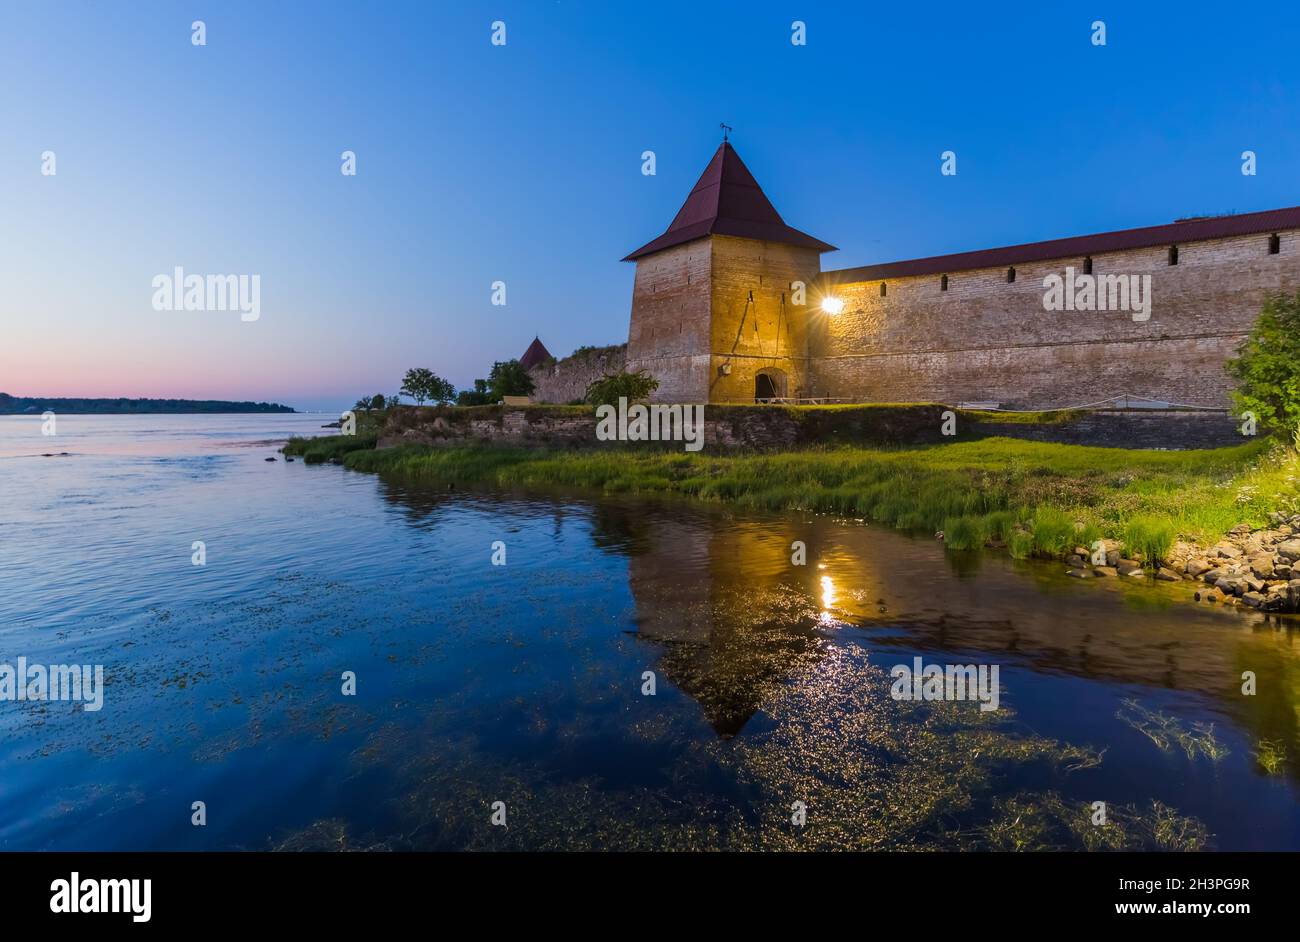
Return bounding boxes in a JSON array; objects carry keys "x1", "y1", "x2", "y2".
[
  {"x1": 283, "y1": 432, "x2": 379, "y2": 464},
  {"x1": 1123, "y1": 515, "x2": 1179, "y2": 567},
  {"x1": 1078, "y1": 521, "x2": 1104, "y2": 552},
  {"x1": 961, "y1": 408, "x2": 1087, "y2": 426},
  {"x1": 304, "y1": 433, "x2": 1298, "y2": 562},
  {"x1": 1031, "y1": 508, "x2": 1077, "y2": 557},
  {"x1": 942, "y1": 515, "x2": 988, "y2": 551},
  {"x1": 282, "y1": 405, "x2": 389, "y2": 463},
  {"x1": 983, "y1": 510, "x2": 1020, "y2": 542},
  {"x1": 1008, "y1": 530, "x2": 1037, "y2": 559}
]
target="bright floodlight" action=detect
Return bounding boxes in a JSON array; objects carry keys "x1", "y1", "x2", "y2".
[{"x1": 821, "y1": 296, "x2": 844, "y2": 315}]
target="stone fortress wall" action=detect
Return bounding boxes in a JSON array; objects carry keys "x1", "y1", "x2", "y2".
[
  {"x1": 614, "y1": 141, "x2": 1300, "y2": 411},
  {"x1": 813, "y1": 229, "x2": 1300, "y2": 409},
  {"x1": 528, "y1": 343, "x2": 627, "y2": 404}
]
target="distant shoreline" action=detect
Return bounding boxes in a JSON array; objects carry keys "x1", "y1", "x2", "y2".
[{"x1": 0, "y1": 394, "x2": 295, "y2": 414}]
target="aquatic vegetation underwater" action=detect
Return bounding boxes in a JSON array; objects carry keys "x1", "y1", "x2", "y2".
[
  {"x1": 1252, "y1": 738, "x2": 1288, "y2": 776},
  {"x1": 274, "y1": 644, "x2": 1210, "y2": 852},
  {"x1": 1116, "y1": 698, "x2": 1230, "y2": 762}
]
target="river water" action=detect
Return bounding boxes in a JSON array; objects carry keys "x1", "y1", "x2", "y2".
[{"x1": 1, "y1": 414, "x2": 1298, "y2": 850}]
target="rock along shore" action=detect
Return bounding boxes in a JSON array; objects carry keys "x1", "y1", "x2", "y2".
[{"x1": 1055, "y1": 513, "x2": 1300, "y2": 613}]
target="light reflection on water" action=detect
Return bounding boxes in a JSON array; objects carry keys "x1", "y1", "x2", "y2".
[{"x1": 1, "y1": 415, "x2": 1298, "y2": 850}]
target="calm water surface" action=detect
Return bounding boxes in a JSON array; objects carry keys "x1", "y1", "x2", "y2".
[{"x1": 2, "y1": 414, "x2": 1299, "y2": 850}]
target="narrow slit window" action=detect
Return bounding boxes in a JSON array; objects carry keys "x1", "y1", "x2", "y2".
[
  {"x1": 1269, "y1": 233, "x2": 1280, "y2": 255},
  {"x1": 1168, "y1": 245, "x2": 1179, "y2": 266},
  {"x1": 940, "y1": 274, "x2": 949, "y2": 291},
  {"x1": 1006, "y1": 266, "x2": 1016, "y2": 283},
  {"x1": 880, "y1": 282, "x2": 887, "y2": 297},
  {"x1": 1083, "y1": 255, "x2": 1093, "y2": 275}
]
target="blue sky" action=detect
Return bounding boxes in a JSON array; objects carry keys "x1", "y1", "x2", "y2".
[{"x1": 3, "y1": 1, "x2": 1299, "y2": 410}]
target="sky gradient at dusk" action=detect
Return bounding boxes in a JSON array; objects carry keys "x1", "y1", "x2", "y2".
[{"x1": 4, "y1": 1, "x2": 1300, "y2": 410}]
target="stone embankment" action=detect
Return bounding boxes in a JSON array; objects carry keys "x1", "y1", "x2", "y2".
[
  {"x1": 379, "y1": 403, "x2": 1246, "y2": 452},
  {"x1": 1181, "y1": 514, "x2": 1300, "y2": 612},
  {"x1": 1055, "y1": 513, "x2": 1300, "y2": 613}
]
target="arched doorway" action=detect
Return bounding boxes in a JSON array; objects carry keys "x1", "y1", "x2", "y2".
[{"x1": 754, "y1": 369, "x2": 787, "y2": 403}]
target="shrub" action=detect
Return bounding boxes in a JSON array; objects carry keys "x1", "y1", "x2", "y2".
[
  {"x1": 456, "y1": 379, "x2": 492, "y2": 406},
  {"x1": 1124, "y1": 516, "x2": 1177, "y2": 567},
  {"x1": 584, "y1": 369, "x2": 660, "y2": 408},
  {"x1": 1226, "y1": 292, "x2": 1300, "y2": 448},
  {"x1": 486, "y1": 360, "x2": 536, "y2": 400}
]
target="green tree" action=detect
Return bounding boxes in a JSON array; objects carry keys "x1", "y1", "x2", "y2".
[
  {"x1": 429, "y1": 375, "x2": 456, "y2": 405},
  {"x1": 584, "y1": 370, "x2": 660, "y2": 408},
  {"x1": 486, "y1": 360, "x2": 536, "y2": 400},
  {"x1": 354, "y1": 395, "x2": 374, "y2": 412},
  {"x1": 1226, "y1": 292, "x2": 1300, "y2": 448},
  {"x1": 401, "y1": 368, "x2": 454, "y2": 406},
  {"x1": 401, "y1": 369, "x2": 456, "y2": 406},
  {"x1": 457, "y1": 378, "x2": 491, "y2": 406},
  {"x1": 401, "y1": 368, "x2": 434, "y2": 405},
  {"x1": 371, "y1": 393, "x2": 386, "y2": 410}
]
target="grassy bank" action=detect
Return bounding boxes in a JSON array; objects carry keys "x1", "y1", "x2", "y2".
[
  {"x1": 283, "y1": 432, "x2": 378, "y2": 463},
  {"x1": 283, "y1": 410, "x2": 384, "y2": 463},
  {"x1": 330, "y1": 436, "x2": 1299, "y2": 564},
  {"x1": 286, "y1": 410, "x2": 382, "y2": 459}
]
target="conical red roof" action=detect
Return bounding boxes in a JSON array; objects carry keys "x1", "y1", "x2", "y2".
[
  {"x1": 623, "y1": 142, "x2": 836, "y2": 261},
  {"x1": 519, "y1": 336, "x2": 552, "y2": 371}
]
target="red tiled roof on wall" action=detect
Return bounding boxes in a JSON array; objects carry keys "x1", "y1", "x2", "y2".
[{"x1": 825, "y1": 206, "x2": 1300, "y2": 283}]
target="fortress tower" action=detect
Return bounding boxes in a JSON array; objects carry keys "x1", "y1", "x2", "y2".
[
  {"x1": 622, "y1": 143, "x2": 836, "y2": 403},
  {"x1": 619, "y1": 141, "x2": 1300, "y2": 409}
]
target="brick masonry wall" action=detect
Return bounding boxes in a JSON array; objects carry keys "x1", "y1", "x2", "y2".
[
  {"x1": 813, "y1": 229, "x2": 1300, "y2": 408},
  {"x1": 706, "y1": 236, "x2": 823, "y2": 403},
  {"x1": 624, "y1": 240, "x2": 713, "y2": 402},
  {"x1": 626, "y1": 236, "x2": 825, "y2": 404},
  {"x1": 528, "y1": 343, "x2": 627, "y2": 404}
]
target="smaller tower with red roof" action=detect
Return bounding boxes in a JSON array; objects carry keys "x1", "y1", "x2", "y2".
[{"x1": 518, "y1": 336, "x2": 553, "y2": 372}]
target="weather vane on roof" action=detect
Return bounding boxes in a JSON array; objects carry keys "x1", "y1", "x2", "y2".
[{"x1": 720, "y1": 122, "x2": 732, "y2": 143}]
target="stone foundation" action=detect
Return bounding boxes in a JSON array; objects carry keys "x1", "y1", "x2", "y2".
[
  {"x1": 973, "y1": 410, "x2": 1245, "y2": 450},
  {"x1": 380, "y1": 404, "x2": 1249, "y2": 452}
]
